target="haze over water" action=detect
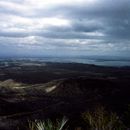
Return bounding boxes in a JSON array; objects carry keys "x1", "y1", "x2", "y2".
[{"x1": 1, "y1": 56, "x2": 130, "y2": 67}]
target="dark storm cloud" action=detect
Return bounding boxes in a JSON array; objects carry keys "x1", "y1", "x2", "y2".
[
  {"x1": 53, "y1": 0, "x2": 130, "y2": 18},
  {"x1": 49, "y1": 0, "x2": 130, "y2": 40},
  {"x1": 0, "y1": 0, "x2": 130, "y2": 56},
  {"x1": 0, "y1": 29, "x2": 105, "y2": 39}
]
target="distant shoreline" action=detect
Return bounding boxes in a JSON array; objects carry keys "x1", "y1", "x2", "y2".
[{"x1": 0, "y1": 56, "x2": 130, "y2": 67}]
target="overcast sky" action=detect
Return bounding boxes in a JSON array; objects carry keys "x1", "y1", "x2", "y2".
[{"x1": 0, "y1": 0, "x2": 130, "y2": 57}]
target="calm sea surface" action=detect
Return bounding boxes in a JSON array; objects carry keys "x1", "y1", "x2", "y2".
[{"x1": 1, "y1": 57, "x2": 130, "y2": 67}]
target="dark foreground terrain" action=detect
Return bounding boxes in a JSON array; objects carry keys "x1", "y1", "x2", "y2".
[{"x1": 0, "y1": 59, "x2": 130, "y2": 130}]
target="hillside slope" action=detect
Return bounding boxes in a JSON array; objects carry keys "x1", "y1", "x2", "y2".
[{"x1": 0, "y1": 77, "x2": 130, "y2": 130}]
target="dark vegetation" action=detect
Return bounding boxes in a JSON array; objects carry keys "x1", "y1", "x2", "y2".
[
  {"x1": 0, "y1": 59, "x2": 130, "y2": 130},
  {"x1": 0, "y1": 59, "x2": 130, "y2": 84}
]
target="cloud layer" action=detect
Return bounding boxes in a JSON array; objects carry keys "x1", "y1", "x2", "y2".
[{"x1": 0, "y1": 0, "x2": 130, "y2": 56}]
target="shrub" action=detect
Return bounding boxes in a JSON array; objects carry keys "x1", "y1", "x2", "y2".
[
  {"x1": 28, "y1": 117, "x2": 68, "y2": 130},
  {"x1": 82, "y1": 106, "x2": 125, "y2": 130},
  {"x1": 124, "y1": 104, "x2": 130, "y2": 128}
]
